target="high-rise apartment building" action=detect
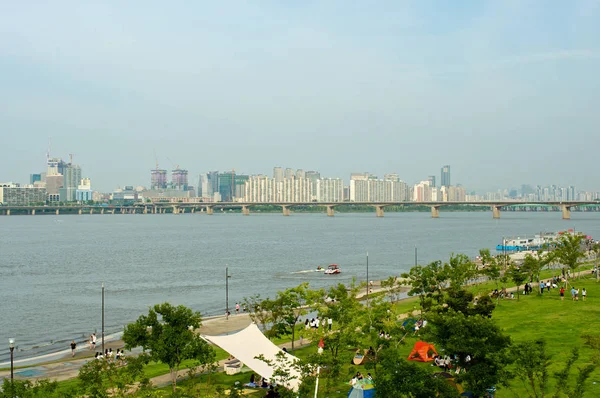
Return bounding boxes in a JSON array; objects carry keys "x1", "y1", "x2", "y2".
[
  {"x1": 284, "y1": 168, "x2": 295, "y2": 180},
  {"x1": 316, "y1": 178, "x2": 344, "y2": 202},
  {"x1": 273, "y1": 167, "x2": 284, "y2": 183},
  {"x1": 60, "y1": 163, "x2": 81, "y2": 202},
  {"x1": 441, "y1": 165, "x2": 451, "y2": 188}
]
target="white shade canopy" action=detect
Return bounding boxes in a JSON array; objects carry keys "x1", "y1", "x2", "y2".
[{"x1": 202, "y1": 323, "x2": 302, "y2": 391}]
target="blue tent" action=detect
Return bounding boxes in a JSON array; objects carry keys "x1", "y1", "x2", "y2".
[{"x1": 348, "y1": 380, "x2": 376, "y2": 398}]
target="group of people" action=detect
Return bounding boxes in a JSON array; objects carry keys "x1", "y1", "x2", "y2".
[
  {"x1": 305, "y1": 317, "x2": 332, "y2": 330},
  {"x1": 94, "y1": 348, "x2": 125, "y2": 361},
  {"x1": 349, "y1": 371, "x2": 373, "y2": 385},
  {"x1": 432, "y1": 353, "x2": 470, "y2": 374},
  {"x1": 244, "y1": 373, "x2": 282, "y2": 397}
]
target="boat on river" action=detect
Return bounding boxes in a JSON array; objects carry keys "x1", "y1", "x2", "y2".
[
  {"x1": 496, "y1": 231, "x2": 561, "y2": 251},
  {"x1": 324, "y1": 264, "x2": 341, "y2": 275}
]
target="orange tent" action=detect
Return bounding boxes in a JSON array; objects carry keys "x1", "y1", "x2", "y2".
[{"x1": 407, "y1": 341, "x2": 437, "y2": 362}]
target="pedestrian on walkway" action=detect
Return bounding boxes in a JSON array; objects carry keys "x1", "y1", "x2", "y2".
[
  {"x1": 235, "y1": 303, "x2": 240, "y2": 314},
  {"x1": 70, "y1": 340, "x2": 77, "y2": 357},
  {"x1": 89, "y1": 333, "x2": 96, "y2": 350},
  {"x1": 582, "y1": 288, "x2": 587, "y2": 301},
  {"x1": 540, "y1": 281, "x2": 545, "y2": 294}
]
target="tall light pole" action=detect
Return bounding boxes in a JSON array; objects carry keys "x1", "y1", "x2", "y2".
[
  {"x1": 102, "y1": 283, "x2": 105, "y2": 354},
  {"x1": 226, "y1": 266, "x2": 232, "y2": 320},
  {"x1": 9, "y1": 338, "x2": 15, "y2": 381},
  {"x1": 415, "y1": 246, "x2": 418, "y2": 267},
  {"x1": 366, "y1": 252, "x2": 369, "y2": 305}
]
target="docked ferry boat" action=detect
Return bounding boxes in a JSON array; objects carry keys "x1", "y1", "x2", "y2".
[{"x1": 496, "y1": 232, "x2": 558, "y2": 252}]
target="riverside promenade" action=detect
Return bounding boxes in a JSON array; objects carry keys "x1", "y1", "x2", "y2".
[{"x1": 0, "y1": 281, "x2": 388, "y2": 386}]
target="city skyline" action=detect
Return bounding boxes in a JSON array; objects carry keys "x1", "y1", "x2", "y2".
[{"x1": 1, "y1": 2, "x2": 599, "y2": 192}]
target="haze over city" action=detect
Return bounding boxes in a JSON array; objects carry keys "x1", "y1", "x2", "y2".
[{"x1": 1, "y1": 1, "x2": 599, "y2": 192}]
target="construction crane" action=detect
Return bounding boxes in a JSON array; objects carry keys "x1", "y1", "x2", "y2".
[
  {"x1": 69, "y1": 153, "x2": 75, "y2": 164},
  {"x1": 166, "y1": 157, "x2": 179, "y2": 170},
  {"x1": 154, "y1": 150, "x2": 159, "y2": 170}
]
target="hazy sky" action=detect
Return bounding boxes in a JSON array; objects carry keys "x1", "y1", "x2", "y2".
[{"x1": 1, "y1": 1, "x2": 599, "y2": 193}]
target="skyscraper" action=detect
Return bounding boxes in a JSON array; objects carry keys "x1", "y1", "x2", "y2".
[
  {"x1": 441, "y1": 165, "x2": 451, "y2": 188},
  {"x1": 427, "y1": 175, "x2": 436, "y2": 188}
]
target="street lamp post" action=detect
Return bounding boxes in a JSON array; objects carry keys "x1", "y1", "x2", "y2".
[
  {"x1": 102, "y1": 283, "x2": 105, "y2": 354},
  {"x1": 366, "y1": 252, "x2": 369, "y2": 306},
  {"x1": 415, "y1": 246, "x2": 418, "y2": 267},
  {"x1": 9, "y1": 338, "x2": 15, "y2": 381},
  {"x1": 226, "y1": 266, "x2": 232, "y2": 320}
]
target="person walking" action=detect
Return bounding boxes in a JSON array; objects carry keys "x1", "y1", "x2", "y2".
[
  {"x1": 328, "y1": 317, "x2": 333, "y2": 331},
  {"x1": 235, "y1": 303, "x2": 240, "y2": 314},
  {"x1": 570, "y1": 287, "x2": 576, "y2": 301},
  {"x1": 540, "y1": 281, "x2": 545, "y2": 294},
  {"x1": 582, "y1": 288, "x2": 587, "y2": 301},
  {"x1": 70, "y1": 340, "x2": 77, "y2": 357}
]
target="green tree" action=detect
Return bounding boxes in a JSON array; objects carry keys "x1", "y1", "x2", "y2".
[
  {"x1": 510, "y1": 339, "x2": 550, "y2": 398},
  {"x1": 442, "y1": 253, "x2": 480, "y2": 290},
  {"x1": 508, "y1": 265, "x2": 528, "y2": 300},
  {"x1": 271, "y1": 283, "x2": 319, "y2": 352},
  {"x1": 401, "y1": 260, "x2": 446, "y2": 313},
  {"x1": 423, "y1": 311, "x2": 512, "y2": 396},
  {"x1": 241, "y1": 294, "x2": 272, "y2": 332},
  {"x1": 77, "y1": 353, "x2": 150, "y2": 398},
  {"x1": 374, "y1": 346, "x2": 459, "y2": 397},
  {"x1": 553, "y1": 347, "x2": 596, "y2": 398},
  {"x1": 122, "y1": 302, "x2": 215, "y2": 392},
  {"x1": 0, "y1": 379, "x2": 74, "y2": 398},
  {"x1": 554, "y1": 233, "x2": 585, "y2": 279},
  {"x1": 381, "y1": 276, "x2": 402, "y2": 303}
]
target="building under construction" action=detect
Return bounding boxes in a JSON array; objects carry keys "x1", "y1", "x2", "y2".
[
  {"x1": 171, "y1": 168, "x2": 189, "y2": 191},
  {"x1": 151, "y1": 169, "x2": 168, "y2": 189}
]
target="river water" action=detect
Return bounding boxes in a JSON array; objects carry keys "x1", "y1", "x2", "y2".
[{"x1": 1, "y1": 211, "x2": 598, "y2": 363}]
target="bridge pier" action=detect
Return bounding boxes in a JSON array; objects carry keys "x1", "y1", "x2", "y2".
[
  {"x1": 562, "y1": 205, "x2": 571, "y2": 220},
  {"x1": 143, "y1": 206, "x2": 148, "y2": 214},
  {"x1": 375, "y1": 205, "x2": 385, "y2": 217},
  {"x1": 79, "y1": 209, "x2": 83, "y2": 215},
  {"x1": 31, "y1": 209, "x2": 35, "y2": 215},
  {"x1": 326, "y1": 205, "x2": 335, "y2": 217},
  {"x1": 492, "y1": 206, "x2": 501, "y2": 219},
  {"x1": 101, "y1": 208, "x2": 104, "y2": 215},
  {"x1": 431, "y1": 206, "x2": 440, "y2": 218},
  {"x1": 5, "y1": 209, "x2": 9, "y2": 216},
  {"x1": 173, "y1": 206, "x2": 179, "y2": 215},
  {"x1": 90, "y1": 209, "x2": 93, "y2": 215},
  {"x1": 282, "y1": 205, "x2": 291, "y2": 216},
  {"x1": 56, "y1": 209, "x2": 59, "y2": 215},
  {"x1": 242, "y1": 205, "x2": 250, "y2": 216},
  {"x1": 206, "y1": 206, "x2": 214, "y2": 215}
]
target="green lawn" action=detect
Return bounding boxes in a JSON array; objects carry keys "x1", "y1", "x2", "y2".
[{"x1": 400, "y1": 274, "x2": 600, "y2": 397}]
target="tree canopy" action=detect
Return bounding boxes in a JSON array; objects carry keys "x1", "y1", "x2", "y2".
[{"x1": 122, "y1": 302, "x2": 215, "y2": 392}]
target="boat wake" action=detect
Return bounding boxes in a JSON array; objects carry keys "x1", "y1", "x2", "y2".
[{"x1": 291, "y1": 269, "x2": 326, "y2": 274}]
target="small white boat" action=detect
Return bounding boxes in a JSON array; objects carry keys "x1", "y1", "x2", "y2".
[{"x1": 324, "y1": 264, "x2": 341, "y2": 275}]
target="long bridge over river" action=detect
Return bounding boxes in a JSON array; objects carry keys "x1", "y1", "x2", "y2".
[{"x1": 1, "y1": 201, "x2": 599, "y2": 219}]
